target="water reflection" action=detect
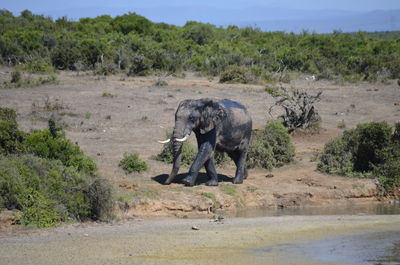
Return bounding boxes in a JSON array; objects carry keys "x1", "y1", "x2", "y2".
[
  {"x1": 374, "y1": 240, "x2": 400, "y2": 264},
  {"x1": 299, "y1": 231, "x2": 400, "y2": 264},
  {"x1": 255, "y1": 231, "x2": 400, "y2": 264},
  {"x1": 234, "y1": 201, "x2": 400, "y2": 218}
]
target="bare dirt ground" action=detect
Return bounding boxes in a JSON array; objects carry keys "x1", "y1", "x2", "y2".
[{"x1": 1, "y1": 68, "x2": 399, "y2": 218}]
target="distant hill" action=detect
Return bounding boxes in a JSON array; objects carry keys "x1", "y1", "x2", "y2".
[
  {"x1": 41, "y1": 6, "x2": 400, "y2": 33},
  {"x1": 237, "y1": 9, "x2": 400, "y2": 33}
]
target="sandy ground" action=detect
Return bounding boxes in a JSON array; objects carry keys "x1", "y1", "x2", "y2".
[
  {"x1": 1, "y1": 69, "x2": 400, "y2": 265},
  {"x1": 0, "y1": 68, "x2": 399, "y2": 218},
  {"x1": 0, "y1": 214, "x2": 399, "y2": 265}
]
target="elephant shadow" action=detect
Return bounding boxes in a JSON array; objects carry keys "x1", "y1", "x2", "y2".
[{"x1": 152, "y1": 173, "x2": 233, "y2": 186}]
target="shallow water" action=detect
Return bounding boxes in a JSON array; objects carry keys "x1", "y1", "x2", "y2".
[
  {"x1": 248, "y1": 201, "x2": 400, "y2": 265},
  {"x1": 259, "y1": 230, "x2": 400, "y2": 265},
  {"x1": 298, "y1": 230, "x2": 400, "y2": 264},
  {"x1": 234, "y1": 201, "x2": 400, "y2": 218}
]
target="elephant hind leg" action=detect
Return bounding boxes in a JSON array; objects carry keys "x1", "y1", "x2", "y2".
[{"x1": 228, "y1": 150, "x2": 247, "y2": 184}]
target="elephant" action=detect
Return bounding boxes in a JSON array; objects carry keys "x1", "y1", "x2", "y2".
[{"x1": 158, "y1": 98, "x2": 252, "y2": 186}]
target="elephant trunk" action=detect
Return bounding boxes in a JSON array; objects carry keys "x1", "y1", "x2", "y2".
[{"x1": 164, "y1": 125, "x2": 186, "y2": 185}]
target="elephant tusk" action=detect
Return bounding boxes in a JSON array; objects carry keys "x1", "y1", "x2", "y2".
[
  {"x1": 158, "y1": 139, "x2": 171, "y2": 144},
  {"x1": 175, "y1": 134, "x2": 189, "y2": 142}
]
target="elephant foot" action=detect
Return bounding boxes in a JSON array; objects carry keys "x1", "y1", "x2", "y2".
[
  {"x1": 232, "y1": 177, "x2": 243, "y2": 184},
  {"x1": 206, "y1": 179, "x2": 218, "y2": 186},
  {"x1": 182, "y1": 176, "x2": 195, "y2": 187}
]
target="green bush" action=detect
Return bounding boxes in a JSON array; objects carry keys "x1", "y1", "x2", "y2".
[
  {"x1": 342, "y1": 122, "x2": 392, "y2": 172},
  {"x1": 0, "y1": 107, "x2": 25, "y2": 154},
  {"x1": 24, "y1": 129, "x2": 97, "y2": 175},
  {"x1": 247, "y1": 120, "x2": 295, "y2": 169},
  {"x1": 21, "y1": 58, "x2": 55, "y2": 73},
  {"x1": 127, "y1": 54, "x2": 151, "y2": 76},
  {"x1": 317, "y1": 137, "x2": 354, "y2": 175},
  {"x1": 219, "y1": 66, "x2": 253, "y2": 84},
  {"x1": 374, "y1": 160, "x2": 400, "y2": 195},
  {"x1": 318, "y1": 121, "x2": 400, "y2": 194},
  {"x1": 156, "y1": 141, "x2": 196, "y2": 166},
  {"x1": 119, "y1": 152, "x2": 149, "y2": 173},
  {"x1": 0, "y1": 107, "x2": 113, "y2": 227},
  {"x1": 1, "y1": 10, "x2": 400, "y2": 80},
  {"x1": 0, "y1": 154, "x2": 113, "y2": 227},
  {"x1": 155, "y1": 140, "x2": 230, "y2": 167},
  {"x1": 10, "y1": 71, "x2": 21, "y2": 83}
]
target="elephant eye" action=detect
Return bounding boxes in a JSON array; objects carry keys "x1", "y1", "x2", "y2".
[{"x1": 189, "y1": 114, "x2": 198, "y2": 122}]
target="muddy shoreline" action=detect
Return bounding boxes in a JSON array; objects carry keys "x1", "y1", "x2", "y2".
[{"x1": 1, "y1": 214, "x2": 400, "y2": 265}]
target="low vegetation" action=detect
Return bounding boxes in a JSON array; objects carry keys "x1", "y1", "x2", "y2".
[
  {"x1": 1, "y1": 71, "x2": 58, "y2": 89},
  {"x1": 155, "y1": 137, "x2": 197, "y2": 166},
  {"x1": 119, "y1": 152, "x2": 149, "y2": 173},
  {"x1": 155, "y1": 139, "x2": 229, "y2": 167},
  {"x1": 318, "y1": 121, "x2": 400, "y2": 195},
  {"x1": 267, "y1": 86, "x2": 322, "y2": 132},
  {"x1": 247, "y1": 120, "x2": 295, "y2": 170},
  {"x1": 0, "y1": 107, "x2": 114, "y2": 227},
  {"x1": 1, "y1": 10, "x2": 399, "y2": 82},
  {"x1": 156, "y1": 121, "x2": 294, "y2": 171}
]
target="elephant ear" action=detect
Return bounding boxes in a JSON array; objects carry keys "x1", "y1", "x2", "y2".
[{"x1": 199, "y1": 100, "x2": 227, "y2": 134}]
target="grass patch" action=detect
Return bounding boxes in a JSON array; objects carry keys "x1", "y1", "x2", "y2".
[
  {"x1": 32, "y1": 96, "x2": 66, "y2": 113},
  {"x1": 246, "y1": 185, "x2": 259, "y2": 192},
  {"x1": 102, "y1": 92, "x2": 116, "y2": 98},
  {"x1": 2, "y1": 71, "x2": 58, "y2": 89},
  {"x1": 201, "y1": 192, "x2": 216, "y2": 201},
  {"x1": 219, "y1": 183, "x2": 237, "y2": 196},
  {"x1": 131, "y1": 188, "x2": 158, "y2": 199},
  {"x1": 59, "y1": 112, "x2": 80, "y2": 117}
]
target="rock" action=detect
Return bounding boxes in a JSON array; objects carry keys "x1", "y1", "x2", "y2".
[
  {"x1": 213, "y1": 215, "x2": 224, "y2": 222},
  {"x1": 191, "y1": 225, "x2": 200, "y2": 230},
  {"x1": 266, "y1": 174, "x2": 274, "y2": 178}
]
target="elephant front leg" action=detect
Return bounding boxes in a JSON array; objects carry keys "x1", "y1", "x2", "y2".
[
  {"x1": 182, "y1": 142, "x2": 213, "y2": 186},
  {"x1": 205, "y1": 158, "x2": 218, "y2": 186}
]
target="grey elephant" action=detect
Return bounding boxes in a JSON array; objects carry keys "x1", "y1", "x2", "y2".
[{"x1": 158, "y1": 98, "x2": 252, "y2": 186}]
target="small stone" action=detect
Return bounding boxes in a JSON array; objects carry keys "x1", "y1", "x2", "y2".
[
  {"x1": 266, "y1": 174, "x2": 274, "y2": 178},
  {"x1": 84, "y1": 233, "x2": 89, "y2": 237},
  {"x1": 191, "y1": 225, "x2": 200, "y2": 230},
  {"x1": 296, "y1": 178, "x2": 302, "y2": 181}
]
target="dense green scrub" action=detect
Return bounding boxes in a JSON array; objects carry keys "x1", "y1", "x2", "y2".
[
  {"x1": 318, "y1": 122, "x2": 400, "y2": 195},
  {"x1": 1, "y1": 9, "x2": 399, "y2": 81},
  {"x1": 0, "y1": 107, "x2": 113, "y2": 227}
]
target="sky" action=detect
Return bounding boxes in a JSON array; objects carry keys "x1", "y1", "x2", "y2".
[{"x1": 2, "y1": 0, "x2": 400, "y2": 15}]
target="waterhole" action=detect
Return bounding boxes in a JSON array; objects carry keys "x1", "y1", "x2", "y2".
[{"x1": 233, "y1": 201, "x2": 400, "y2": 218}]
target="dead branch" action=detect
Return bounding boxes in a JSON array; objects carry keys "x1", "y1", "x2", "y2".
[{"x1": 268, "y1": 86, "x2": 322, "y2": 132}]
